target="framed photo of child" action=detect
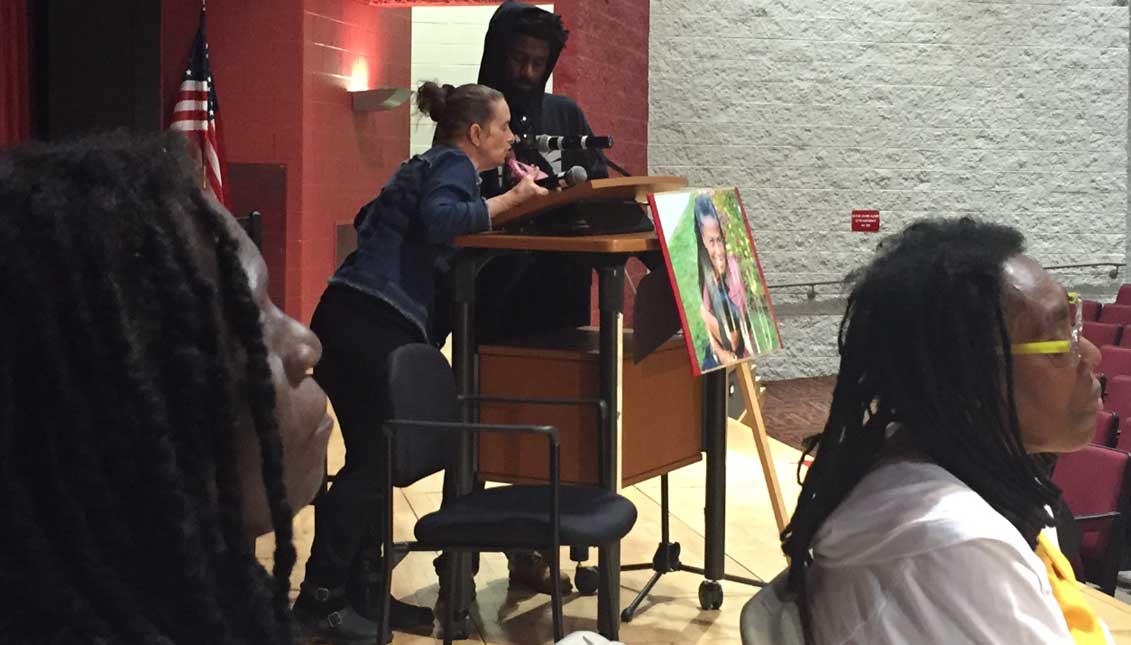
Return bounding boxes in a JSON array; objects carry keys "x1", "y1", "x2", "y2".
[{"x1": 649, "y1": 187, "x2": 782, "y2": 376}]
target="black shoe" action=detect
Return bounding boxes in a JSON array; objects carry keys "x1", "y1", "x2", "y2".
[
  {"x1": 433, "y1": 553, "x2": 478, "y2": 603},
  {"x1": 293, "y1": 584, "x2": 388, "y2": 645},
  {"x1": 507, "y1": 550, "x2": 572, "y2": 595},
  {"x1": 351, "y1": 551, "x2": 434, "y2": 631}
]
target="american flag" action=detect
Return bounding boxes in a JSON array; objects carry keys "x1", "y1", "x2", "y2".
[{"x1": 169, "y1": 9, "x2": 229, "y2": 207}]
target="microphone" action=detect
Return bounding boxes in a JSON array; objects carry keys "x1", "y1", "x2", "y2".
[
  {"x1": 527, "y1": 134, "x2": 614, "y2": 152},
  {"x1": 535, "y1": 165, "x2": 588, "y2": 189}
]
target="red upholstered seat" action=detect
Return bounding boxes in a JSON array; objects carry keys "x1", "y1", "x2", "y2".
[
  {"x1": 1082, "y1": 300, "x2": 1102, "y2": 322},
  {"x1": 1084, "y1": 322, "x2": 1121, "y2": 348},
  {"x1": 1095, "y1": 411, "x2": 1118, "y2": 447},
  {"x1": 1099, "y1": 304, "x2": 1131, "y2": 326},
  {"x1": 1099, "y1": 346, "x2": 1131, "y2": 381},
  {"x1": 1052, "y1": 445, "x2": 1131, "y2": 595},
  {"x1": 1116, "y1": 285, "x2": 1131, "y2": 305}
]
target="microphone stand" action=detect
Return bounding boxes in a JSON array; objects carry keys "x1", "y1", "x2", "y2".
[{"x1": 596, "y1": 148, "x2": 632, "y2": 178}]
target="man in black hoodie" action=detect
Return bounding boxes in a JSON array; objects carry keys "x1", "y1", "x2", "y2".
[
  {"x1": 475, "y1": 1, "x2": 608, "y2": 346},
  {"x1": 472, "y1": 1, "x2": 608, "y2": 596}
]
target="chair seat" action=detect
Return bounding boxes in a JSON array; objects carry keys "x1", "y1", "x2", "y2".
[{"x1": 415, "y1": 484, "x2": 637, "y2": 548}]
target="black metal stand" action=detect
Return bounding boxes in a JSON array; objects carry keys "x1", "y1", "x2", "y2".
[
  {"x1": 620, "y1": 474, "x2": 765, "y2": 621},
  {"x1": 620, "y1": 372, "x2": 765, "y2": 623}
]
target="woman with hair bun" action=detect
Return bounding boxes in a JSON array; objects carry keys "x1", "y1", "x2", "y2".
[{"x1": 293, "y1": 81, "x2": 546, "y2": 642}]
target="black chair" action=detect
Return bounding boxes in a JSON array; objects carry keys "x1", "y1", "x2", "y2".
[
  {"x1": 378, "y1": 344, "x2": 638, "y2": 643},
  {"x1": 235, "y1": 210, "x2": 263, "y2": 249}
]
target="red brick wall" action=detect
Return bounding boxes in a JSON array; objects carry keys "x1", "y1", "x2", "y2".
[
  {"x1": 550, "y1": 0, "x2": 650, "y2": 324},
  {"x1": 165, "y1": 0, "x2": 647, "y2": 325},
  {"x1": 163, "y1": 1, "x2": 410, "y2": 322},
  {"x1": 553, "y1": 0, "x2": 648, "y2": 176},
  {"x1": 301, "y1": 1, "x2": 411, "y2": 323},
  {"x1": 162, "y1": 1, "x2": 306, "y2": 314},
  {"x1": 366, "y1": 0, "x2": 650, "y2": 175}
]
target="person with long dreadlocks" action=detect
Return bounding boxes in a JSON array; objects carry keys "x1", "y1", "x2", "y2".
[
  {"x1": 0, "y1": 131, "x2": 332, "y2": 644},
  {"x1": 740, "y1": 218, "x2": 1112, "y2": 644},
  {"x1": 694, "y1": 194, "x2": 752, "y2": 370}
]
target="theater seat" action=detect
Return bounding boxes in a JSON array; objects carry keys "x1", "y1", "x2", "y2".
[
  {"x1": 1083, "y1": 299, "x2": 1102, "y2": 322},
  {"x1": 1084, "y1": 322, "x2": 1122, "y2": 348},
  {"x1": 1052, "y1": 445, "x2": 1131, "y2": 595},
  {"x1": 1099, "y1": 304, "x2": 1131, "y2": 326},
  {"x1": 1095, "y1": 411, "x2": 1119, "y2": 448}
]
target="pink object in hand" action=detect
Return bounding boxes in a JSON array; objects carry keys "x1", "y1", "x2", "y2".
[{"x1": 507, "y1": 157, "x2": 548, "y2": 182}]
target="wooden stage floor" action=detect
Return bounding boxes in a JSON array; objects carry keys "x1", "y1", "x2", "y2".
[{"x1": 258, "y1": 380, "x2": 1131, "y2": 644}]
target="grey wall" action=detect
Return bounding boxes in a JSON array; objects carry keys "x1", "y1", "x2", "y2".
[{"x1": 649, "y1": 0, "x2": 1130, "y2": 379}]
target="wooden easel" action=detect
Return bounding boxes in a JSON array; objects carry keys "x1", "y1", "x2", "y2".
[{"x1": 735, "y1": 360, "x2": 790, "y2": 533}]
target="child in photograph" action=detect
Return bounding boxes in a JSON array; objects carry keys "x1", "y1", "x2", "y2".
[{"x1": 694, "y1": 193, "x2": 754, "y2": 369}]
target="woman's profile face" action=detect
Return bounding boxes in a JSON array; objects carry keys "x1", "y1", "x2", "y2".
[
  {"x1": 700, "y1": 216, "x2": 728, "y2": 279},
  {"x1": 475, "y1": 98, "x2": 515, "y2": 169}
]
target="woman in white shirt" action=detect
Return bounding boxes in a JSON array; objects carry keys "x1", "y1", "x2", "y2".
[{"x1": 770, "y1": 218, "x2": 1107, "y2": 644}]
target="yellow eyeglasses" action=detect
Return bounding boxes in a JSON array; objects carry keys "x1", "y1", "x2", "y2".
[{"x1": 1010, "y1": 292, "x2": 1082, "y2": 361}]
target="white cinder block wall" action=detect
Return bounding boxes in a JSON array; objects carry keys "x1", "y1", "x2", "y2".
[
  {"x1": 649, "y1": 0, "x2": 1130, "y2": 379},
  {"x1": 410, "y1": 5, "x2": 552, "y2": 157}
]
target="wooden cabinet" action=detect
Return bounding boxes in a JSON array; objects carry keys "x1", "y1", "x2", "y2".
[{"x1": 477, "y1": 328, "x2": 702, "y2": 487}]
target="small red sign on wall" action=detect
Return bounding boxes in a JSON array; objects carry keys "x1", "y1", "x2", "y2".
[{"x1": 852, "y1": 210, "x2": 880, "y2": 232}]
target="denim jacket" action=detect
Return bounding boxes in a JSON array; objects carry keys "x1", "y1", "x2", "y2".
[{"x1": 330, "y1": 145, "x2": 490, "y2": 343}]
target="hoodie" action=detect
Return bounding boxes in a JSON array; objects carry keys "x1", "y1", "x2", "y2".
[
  {"x1": 473, "y1": 1, "x2": 605, "y2": 343},
  {"x1": 477, "y1": 1, "x2": 607, "y2": 196}
]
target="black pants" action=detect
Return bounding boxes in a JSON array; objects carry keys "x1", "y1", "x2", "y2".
[{"x1": 304, "y1": 285, "x2": 424, "y2": 587}]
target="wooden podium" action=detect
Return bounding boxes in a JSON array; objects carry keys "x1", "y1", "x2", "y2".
[
  {"x1": 477, "y1": 329, "x2": 703, "y2": 488},
  {"x1": 448, "y1": 175, "x2": 783, "y2": 639},
  {"x1": 489, "y1": 175, "x2": 690, "y2": 229}
]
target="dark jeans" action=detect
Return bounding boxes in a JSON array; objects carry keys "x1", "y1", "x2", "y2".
[{"x1": 304, "y1": 285, "x2": 424, "y2": 588}]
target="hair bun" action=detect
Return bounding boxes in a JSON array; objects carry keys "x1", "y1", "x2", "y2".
[{"x1": 416, "y1": 81, "x2": 449, "y2": 123}]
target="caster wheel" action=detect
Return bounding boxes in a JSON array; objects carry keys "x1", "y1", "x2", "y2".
[
  {"x1": 698, "y1": 580, "x2": 723, "y2": 610},
  {"x1": 575, "y1": 566, "x2": 599, "y2": 596}
]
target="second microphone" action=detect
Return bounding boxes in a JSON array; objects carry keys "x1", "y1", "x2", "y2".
[{"x1": 535, "y1": 165, "x2": 588, "y2": 189}]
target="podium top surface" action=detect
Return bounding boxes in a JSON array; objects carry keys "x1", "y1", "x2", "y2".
[
  {"x1": 491, "y1": 175, "x2": 688, "y2": 228},
  {"x1": 454, "y1": 230, "x2": 659, "y2": 254}
]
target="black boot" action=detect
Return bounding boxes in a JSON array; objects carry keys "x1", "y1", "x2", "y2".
[
  {"x1": 507, "y1": 549, "x2": 572, "y2": 595},
  {"x1": 433, "y1": 553, "x2": 478, "y2": 602},
  {"x1": 351, "y1": 551, "x2": 434, "y2": 632},
  {"x1": 293, "y1": 584, "x2": 387, "y2": 645}
]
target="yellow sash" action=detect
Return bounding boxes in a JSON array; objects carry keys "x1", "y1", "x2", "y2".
[{"x1": 1035, "y1": 532, "x2": 1108, "y2": 644}]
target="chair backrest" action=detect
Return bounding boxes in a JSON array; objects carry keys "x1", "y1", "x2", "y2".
[
  {"x1": 1099, "y1": 304, "x2": 1131, "y2": 326},
  {"x1": 1099, "y1": 345, "x2": 1131, "y2": 381},
  {"x1": 1084, "y1": 322, "x2": 1122, "y2": 348},
  {"x1": 1095, "y1": 411, "x2": 1119, "y2": 447},
  {"x1": 1117, "y1": 285, "x2": 1131, "y2": 305},
  {"x1": 1118, "y1": 417, "x2": 1131, "y2": 453},
  {"x1": 1082, "y1": 299, "x2": 1102, "y2": 322},
  {"x1": 1122, "y1": 326, "x2": 1131, "y2": 348},
  {"x1": 1052, "y1": 446, "x2": 1131, "y2": 559},
  {"x1": 1107, "y1": 375, "x2": 1131, "y2": 418},
  {"x1": 386, "y1": 343, "x2": 460, "y2": 487}
]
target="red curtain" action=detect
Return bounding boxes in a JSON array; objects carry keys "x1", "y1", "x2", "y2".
[{"x1": 1, "y1": 0, "x2": 31, "y2": 147}]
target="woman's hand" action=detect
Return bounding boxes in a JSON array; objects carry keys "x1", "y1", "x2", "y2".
[
  {"x1": 509, "y1": 174, "x2": 550, "y2": 203},
  {"x1": 487, "y1": 175, "x2": 549, "y2": 221}
]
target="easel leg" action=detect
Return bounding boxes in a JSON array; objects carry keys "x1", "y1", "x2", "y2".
[{"x1": 737, "y1": 362, "x2": 789, "y2": 533}]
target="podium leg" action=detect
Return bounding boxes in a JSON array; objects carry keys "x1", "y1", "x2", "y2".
[
  {"x1": 703, "y1": 369, "x2": 727, "y2": 581},
  {"x1": 596, "y1": 262, "x2": 625, "y2": 639},
  {"x1": 449, "y1": 255, "x2": 479, "y2": 620}
]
